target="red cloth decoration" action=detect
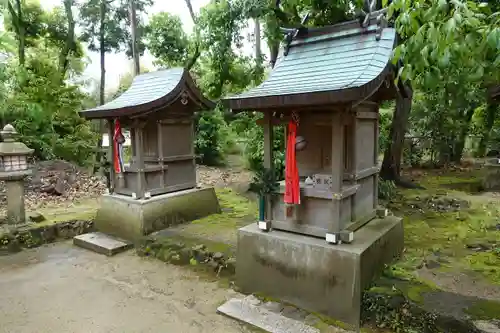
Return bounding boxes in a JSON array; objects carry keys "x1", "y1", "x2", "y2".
[
  {"x1": 113, "y1": 119, "x2": 124, "y2": 173},
  {"x1": 284, "y1": 120, "x2": 300, "y2": 205}
]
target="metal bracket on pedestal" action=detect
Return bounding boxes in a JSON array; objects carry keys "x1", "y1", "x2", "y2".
[
  {"x1": 258, "y1": 221, "x2": 272, "y2": 231},
  {"x1": 326, "y1": 230, "x2": 354, "y2": 245}
]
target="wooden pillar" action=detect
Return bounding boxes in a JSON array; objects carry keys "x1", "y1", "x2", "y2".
[
  {"x1": 326, "y1": 111, "x2": 344, "y2": 244},
  {"x1": 373, "y1": 107, "x2": 380, "y2": 209},
  {"x1": 349, "y1": 111, "x2": 358, "y2": 222},
  {"x1": 191, "y1": 117, "x2": 197, "y2": 184},
  {"x1": 259, "y1": 111, "x2": 274, "y2": 231},
  {"x1": 134, "y1": 121, "x2": 146, "y2": 199},
  {"x1": 157, "y1": 121, "x2": 165, "y2": 186},
  {"x1": 107, "y1": 119, "x2": 116, "y2": 193}
]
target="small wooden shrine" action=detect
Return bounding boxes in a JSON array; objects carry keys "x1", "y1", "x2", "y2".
[
  {"x1": 79, "y1": 68, "x2": 220, "y2": 240},
  {"x1": 224, "y1": 16, "x2": 404, "y2": 327}
]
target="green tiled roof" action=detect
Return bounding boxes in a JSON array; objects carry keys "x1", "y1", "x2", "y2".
[
  {"x1": 80, "y1": 68, "x2": 214, "y2": 119},
  {"x1": 225, "y1": 19, "x2": 397, "y2": 110}
]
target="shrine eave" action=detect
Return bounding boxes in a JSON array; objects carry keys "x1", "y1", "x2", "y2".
[
  {"x1": 223, "y1": 19, "x2": 397, "y2": 112},
  {"x1": 79, "y1": 68, "x2": 215, "y2": 120}
]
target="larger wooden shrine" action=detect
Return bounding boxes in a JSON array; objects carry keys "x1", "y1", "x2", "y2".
[
  {"x1": 227, "y1": 19, "x2": 401, "y2": 243},
  {"x1": 224, "y1": 16, "x2": 404, "y2": 327},
  {"x1": 79, "y1": 69, "x2": 220, "y2": 240}
]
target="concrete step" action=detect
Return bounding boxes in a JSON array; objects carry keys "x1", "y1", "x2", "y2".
[
  {"x1": 217, "y1": 296, "x2": 323, "y2": 333},
  {"x1": 73, "y1": 232, "x2": 132, "y2": 256}
]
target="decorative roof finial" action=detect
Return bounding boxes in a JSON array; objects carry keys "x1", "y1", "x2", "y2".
[
  {"x1": 276, "y1": 0, "x2": 311, "y2": 56},
  {"x1": 1, "y1": 124, "x2": 17, "y2": 142}
]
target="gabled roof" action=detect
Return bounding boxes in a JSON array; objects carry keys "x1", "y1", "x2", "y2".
[
  {"x1": 80, "y1": 68, "x2": 215, "y2": 119},
  {"x1": 224, "y1": 19, "x2": 397, "y2": 111}
]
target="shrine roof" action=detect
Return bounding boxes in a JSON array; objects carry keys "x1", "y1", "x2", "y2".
[
  {"x1": 80, "y1": 68, "x2": 214, "y2": 119},
  {"x1": 224, "y1": 19, "x2": 397, "y2": 111}
]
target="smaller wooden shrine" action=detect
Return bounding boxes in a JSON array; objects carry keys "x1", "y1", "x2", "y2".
[
  {"x1": 223, "y1": 15, "x2": 404, "y2": 327},
  {"x1": 79, "y1": 68, "x2": 220, "y2": 240}
]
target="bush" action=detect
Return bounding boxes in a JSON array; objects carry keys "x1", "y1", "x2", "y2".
[
  {"x1": 195, "y1": 106, "x2": 228, "y2": 166},
  {"x1": 243, "y1": 122, "x2": 285, "y2": 180},
  {"x1": 0, "y1": 62, "x2": 97, "y2": 166},
  {"x1": 379, "y1": 109, "x2": 393, "y2": 152},
  {"x1": 378, "y1": 179, "x2": 397, "y2": 200}
]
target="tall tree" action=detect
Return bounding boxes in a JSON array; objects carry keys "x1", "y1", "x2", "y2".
[
  {"x1": 145, "y1": 12, "x2": 189, "y2": 68},
  {"x1": 184, "y1": 0, "x2": 201, "y2": 70},
  {"x1": 58, "y1": 0, "x2": 77, "y2": 79},
  {"x1": 380, "y1": 0, "x2": 499, "y2": 178},
  {"x1": 7, "y1": 0, "x2": 27, "y2": 66},
  {"x1": 129, "y1": 0, "x2": 139, "y2": 75}
]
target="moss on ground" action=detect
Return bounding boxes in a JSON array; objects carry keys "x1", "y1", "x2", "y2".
[
  {"x1": 173, "y1": 188, "x2": 257, "y2": 245},
  {"x1": 386, "y1": 168, "x2": 500, "y2": 285},
  {"x1": 465, "y1": 299, "x2": 500, "y2": 320}
]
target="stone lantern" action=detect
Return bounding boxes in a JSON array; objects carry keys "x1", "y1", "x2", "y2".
[{"x1": 0, "y1": 124, "x2": 34, "y2": 224}]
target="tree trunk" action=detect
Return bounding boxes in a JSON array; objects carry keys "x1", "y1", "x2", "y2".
[
  {"x1": 8, "y1": 0, "x2": 26, "y2": 67},
  {"x1": 184, "y1": 0, "x2": 200, "y2": 71},
  {"x1": 92, "y1": 0, "x2": 106, "y2": 175},
  {"x1": 268, "y1": 41, "x2": 279, "y2": 68},
  {"x1": 254, "y1": 17, "x2": 261, "y2": 61},
  {"x1": 129, "y1": 0, "x2": 140, "y2": 75},
  {"x1": 16, "y1": 0, "x2": 25, "y2": 66},
  {"x1": 99, "y1": 0, "x2": 106, "y2": 106},
  {"x1": 450, "y1": 107, "x2": 476, "y2": 163},
  {"x1": 59, "y1": 0, "x2": 75, "y2": 79},
  {"x1": 478, "y1": 102, "x2": 498, "y2": 156},
  {"x1": 380, "y1": 84, "x2": 413, "y2": 183}
]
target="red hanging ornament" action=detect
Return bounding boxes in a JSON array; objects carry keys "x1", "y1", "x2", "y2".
[{"x1": 284, "y1": 116, "x2": 300, "y2": 209}]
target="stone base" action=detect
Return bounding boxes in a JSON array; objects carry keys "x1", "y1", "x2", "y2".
[
  {"x1": 236, "y1": 216, "x2": 403, "y2": 327},
  {"x1": 483, "y1": 162, "x2": 500, "y2": 191},
  {"x1": 94, "y1": 187, "x2": 220, "y2": 241}
]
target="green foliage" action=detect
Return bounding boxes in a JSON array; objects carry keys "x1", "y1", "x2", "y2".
[
  {"x1": 389, "y1": 0, "x2": 499, "y2": 86},
  {"x1": 79, "y1": 0, "x2": 152, "y2": 56},
  {"x1": 145, "y1": 12, "x2": 189, "y2": 68},
  {"x1": 242, "y1": 122, "x2": 285, "y2": 179},
  {"x1": 378, "y1": 179, "x2": 396, "y2": 200},
  {"x1": 0, "y1": 55, "x2": 97, "y2": 164},
  {"x1": 249, "y1": 167, "x2": 279, "y2": 195},
  {"x1": 379, "y1": 107, "x2": 393, "y2": 152},
  {"x1": 195, "y1": 106, "x2": 228, "y2": 166}
]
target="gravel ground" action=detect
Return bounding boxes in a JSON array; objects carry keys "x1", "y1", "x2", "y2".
[{"x1": 0, "y1": 242, "x2": 252, "y2": 333}]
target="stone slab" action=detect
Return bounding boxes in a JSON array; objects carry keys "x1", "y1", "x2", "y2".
[
  {"x1": 236, "y1": 216, "x2": 403, "y2": 327},
  {"x1": 217, "y1": 296, "x2": 320, "y2": 333},
  {"x1": 94, "y1": 187, "x2": 220, "y2": 241},
  {"x1": 73, "y1": 232, "x2": 132, "y2": 256},
  {"x1": 474, "y1": 320, "x2": 500, "y2": 333}
]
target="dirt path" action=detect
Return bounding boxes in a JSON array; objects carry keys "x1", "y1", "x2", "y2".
[{"x1": 0, "y1": 242, "x2": 251, "y2": 333}]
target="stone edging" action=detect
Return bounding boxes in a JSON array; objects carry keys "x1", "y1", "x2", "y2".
[{"x1": 0, "y1": 220, "x2": 94, "y2": 254}]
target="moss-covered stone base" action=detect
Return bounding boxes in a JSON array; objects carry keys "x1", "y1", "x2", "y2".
[
  {"x1": 0, "y1": 219, "x2": 94, "y2": 254},
  {"x1": 95, "y1": 187, "x2": 221, "y2": 241}
]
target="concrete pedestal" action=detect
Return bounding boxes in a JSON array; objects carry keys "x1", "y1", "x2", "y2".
[
  {"x1": 236, "y1": 216, "x2": 403, "y2": 327},
  {"x1": 94, "y1": 187, "x2": 220, "y2": 241},
  {"x1": 483, "y1": 160, "x2": 500, "y2": 191},
  {"x1": 6, "y1": 180, "x2": 26, "y2": 224}
]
